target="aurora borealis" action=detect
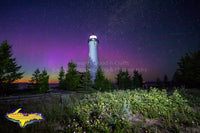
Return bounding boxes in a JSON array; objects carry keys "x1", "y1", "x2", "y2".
[{"x1": 0, "y1": 0, "x2": 199, "y2": 83}]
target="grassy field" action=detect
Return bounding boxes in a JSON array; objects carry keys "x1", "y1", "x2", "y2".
[{"x1": 0, "y1": 88, "x2": 200, "y2": 133}]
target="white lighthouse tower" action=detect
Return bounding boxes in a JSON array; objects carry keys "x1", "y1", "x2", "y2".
[{"x1": 88, "y1": 33, "x2": 99, "y2": 83}]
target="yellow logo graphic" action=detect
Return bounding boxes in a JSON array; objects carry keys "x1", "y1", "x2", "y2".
[{"x1": 5, "y1": 108, "x2": 44, "y2": 128}]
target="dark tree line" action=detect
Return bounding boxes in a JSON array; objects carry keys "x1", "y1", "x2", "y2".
[
  {"x1": 155, "y1": 74, "x2": 169, "y2": 88},
  {"x1": 0, "y1": 40, "x2": 50, "y2": 95},
  {"x1": 94, "y1": 66, "x2": 113, "y2": 91},
  {"x1": 1, "y1": 40, "x2": 199, "y2": 95},
  {"x1": 116, "y1": 69, "x2": 143, "y2": 89},
  {"x1": 58, "y1": 60, "x2": 81, "y2": 91},
  {"x1": 80, "y1": 64, "x2": 92, "y2": 90},
  {"x1": 30, "y1": 68, "x2": 49, "y2": 93},
  {"x1": 58, "y1": 61, "x2": 113, "y2": 91}
]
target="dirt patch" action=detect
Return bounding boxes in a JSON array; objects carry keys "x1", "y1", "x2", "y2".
[
  {"x1": 129, "y1": 113, "x2": 163, "y2": 130},
  {"x1": 144, "y1": 118, "x2": 162, "y2": 127},
  {"x1": 185, "y1": 126, "x2": 200, "y2": 133},
  {"x1": 129, "y1": 113, "x2": 145, "y2": 124}
]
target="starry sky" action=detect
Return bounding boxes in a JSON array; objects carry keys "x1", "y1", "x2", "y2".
[{"x1": 0, "y1": 0, "x2": 200, "y2": 83}]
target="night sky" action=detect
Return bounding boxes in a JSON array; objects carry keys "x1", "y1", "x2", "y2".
[{"x1": 0, "y1": 0, "x2": 200, "y2": 83}]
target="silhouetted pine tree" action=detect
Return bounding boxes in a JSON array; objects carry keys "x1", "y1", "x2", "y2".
[
  {"x1": 30, "y1": 68, "x2": 40, "y2": 89},
  {"x1": 94, "y1": 66, "x2": 112, "y2": 91},
  {"x1": 116, "y1": 69, "x2": 131, "y2": 89},
  {"x1": 65, "y1": 60, "x2": 80, "y2": 90},
  {"x1": 132, "y1": 70, "x2": 143, "y2": 88},
  {"x1": 116, "y1": 69, "x2": 124, "y2": 89},
  {"x1": 30, "y1": 68, "x2": 49, "y2": 93},
  {"x1": 39, "y1": 69, "x2": 49, "y2": 93},
  {"x1": 80, "y1": 64, "x2": 92, "y2": 90},
  {"x1": 173, "y1": 47, "x2": 200, "y2": 88},
  {"x1": 58, "y1": 66, "x2": 65, "y2": 89},
  {"x1": 94, "y1": 66, "x2": 105, "y2": 90},
  {"x1": 124, "y1": 69, "x2": 131, "y2": 89},
  {"x1": 103, "y1": 78, "x2": 113, "y2": 91},
  {"x1": 0, "y1": 40, "x2": 24, "y2": 95}
]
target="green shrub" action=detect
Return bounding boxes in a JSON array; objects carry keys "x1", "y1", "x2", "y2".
[{"x1": 63, "y1": 88, "x2": 200, "y2": 132}]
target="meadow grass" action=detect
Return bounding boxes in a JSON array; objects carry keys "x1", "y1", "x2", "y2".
[
  {"x1": 0, "y1": 88, "x2": 199, "y2": 133},
  {"x1": 64, "y1": 88, "x2": 200, "y2": 133}
]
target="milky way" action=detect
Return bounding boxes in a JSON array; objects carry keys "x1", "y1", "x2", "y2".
[{"x1": 0, "y1": 0, "x2": 199, "y2": 83}]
